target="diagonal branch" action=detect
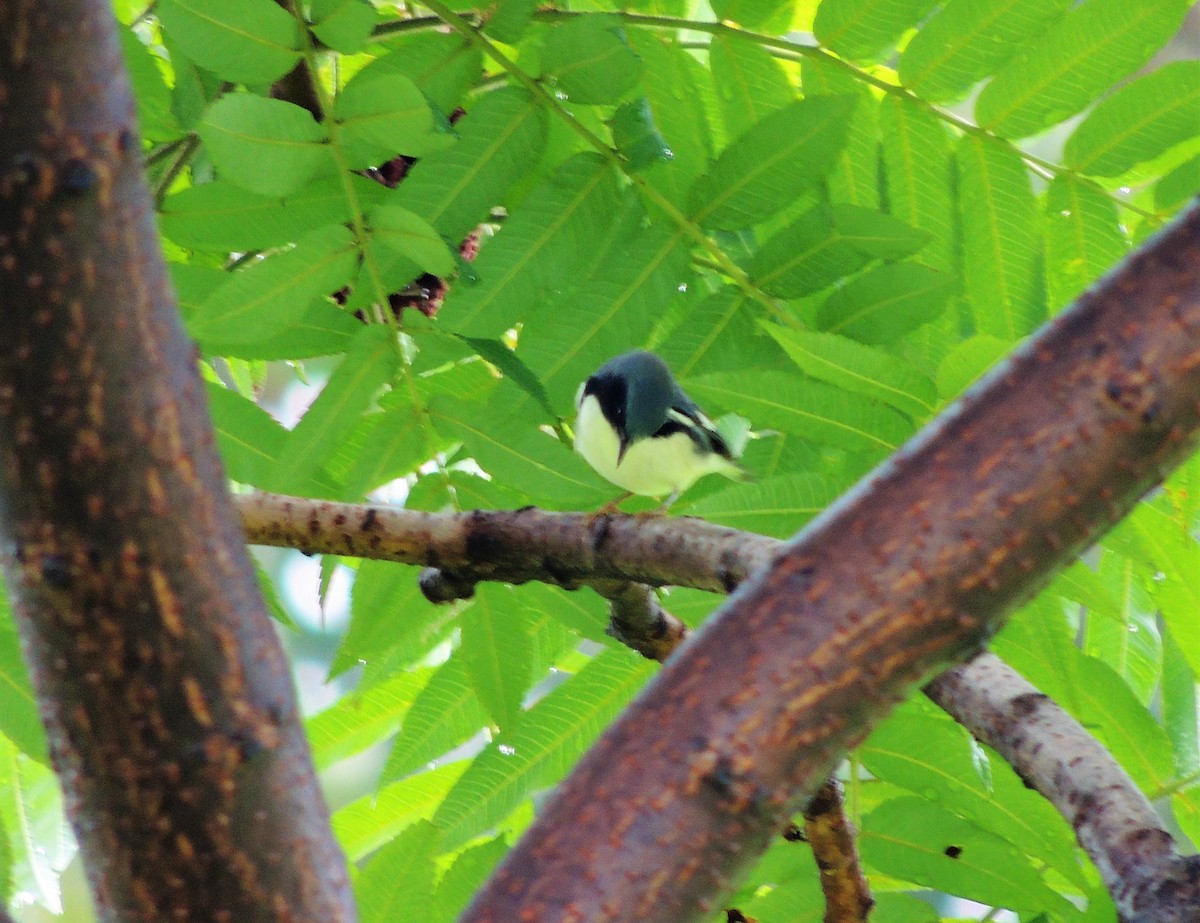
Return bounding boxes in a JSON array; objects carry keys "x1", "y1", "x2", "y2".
[
  {"x1": 237, "y1": 488, "x2": 1191, "y2": 919},
  {"x1": 240, "y1": 197, "x2": 1200, "y2": 923}
]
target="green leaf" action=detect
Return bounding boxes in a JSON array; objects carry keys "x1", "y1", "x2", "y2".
[
  {"x1": 1123, "y1": 501, "x2": 1200, "y2": 677},
  {"x1": 611, "y1": 98, "x2": 673, "y2": 172},
  {"x1": 541, "y1": 15, "x2": 643, "y2": 105},
  {"x1": 659, "y1": 287, "x2": 788, "y2": 378},
  {"x1": 187, "y1": 224, "x2": 358, "y2": 344},
  {"x1": 1045, "y1": 175, "x2": 1127, "y2": 310},
  {"x1": 444, "y1": 155, "x2": 622, "y2": 338},
  {"x1": 364, "y1": 33, "x2": 482, "y2": 116},
  {"x1": 814, "y1": 0, "x2": 938, "y2": 63},
  {"x1": 0, "y1": 813, "x2": 9, "y2": 905},
  {"x1": 370, "y1": 204, "x2": 457, "y2": 277},
  {"x1": 306, "y1": 668, "x2": 434, "y2": 771},
  {"x1": 484, "y1": 0, "x2": 538, "y2": 44},
  {"x1": 974, "y1": 0, "x2": 1192, "y2": 140},
  {"x1": 935, "y1": 335, "x2": 1008, "y2": 399},
  {"x1": 826, "y1": 205, "x2": 931, "y2": 260},
  {"x1": 382, "y1": 656, "x2": 489, "y2": 784},
  {"x1": 749, "y1": 207, "x2": 871, "y2": 298},
  {"x1": 1064, "y1": 61, "x2": 1200, "y2": 177},
  {"x1": 689, "y1": 95, "x2": 858, "y2": 230},
  {"x1": 118, "y1": 25, "x2": 178, "y2": 142},
  {"x1": 762, "y1": 325, "x2": 937, "y2": 419},
  {"x1": 710, "y1": 0, "x2": 792, "y2": 32},
  {"x1": 309, "y1": 0, "x2": 377, "y2": 54},
  {"x1": 460, "y1": 585, "x2": 534, "y2": 732},
  {"x1": 860, "y1": 702, "x2": 1084, "y2": 884},
  {"x1": 1162, "y1": 625, "x2": 1199, "y2": 778},
  {"x1": 432, "y1": 650, "x2": 653, "y2": 850},
  {"x1": 160, "y1": 175, "x2": 386, "y2": 252},
  {"x1": 204, "y1": 381, "x2": 288, "y2": 488},
  {"x1": 1075, "y1": 655, "x2": 1174, "y2": 794},
  {"x1": 338, "y1": 402, "x2": 431, "y2": 499},
  {"x1": 708, "y1": 34, "x2": 793, "y2": 142},
  {"x1": 0, "y1": 598, "x2": 48, "y2": 764},
  {"x1": 429, "y1": 396, "x2": 611, "y2": 509},
  {"x1": 456, "y1": 337, "x2": 556, "y2": 420},
  {"x1": 879, "y1": 97, "x2": 956, "y2": 272},
  {"x1": 861, "y1": 797, "x2": 1076, "y2": 913},
  {"x1": 395, "y1": 88, "x2": 548, "y2": 244},
  {"x1": 991, "y1": 596, "x2": 1079, "y2": 712},
  {"x1": 1083, "y1": 552, "x2": 1161, "y2": 704},
  {"x1": 157, "y1": 0, "x2": 302, "y2": 84},
  {"x1": 0, "y1": 736, "x2": 71, "y2": 912},
  {"x1": 356, "y1": 821, "x2": 438, "y2": 922},
  {"x1": 516, "y1": 221, "x2": 692, "y2": 411},
  {"x1": 799, "y1": 56, "x2": 881, "y2": 208},
  {"x1": 332, "y1": 560, "x2": 457, "y2": 680},
  {"x1": 750, "y1": 204, "x2": 928, "y2": 299},
  {"x1": 899, "y1": 0, "x2": 1073, "y2": 103},
  {"x1": 198, "y1": 301, "x2": 362, "y2": 362},
  {"x1": 1155, "y1": 153, "x2": 1200, "y2": 214},
  {"x1": 268, "y1": 326, "x2": 400, "y2": 493},
  {"x1": 683, "y1": 474, "x2": 839, "y2": 538},
  {"x1": 333, "y1": 72, "x2": 453, "y2": 168},
  {"x1": 431, "y1": 838, "x2": 508, "y2": 923},
  {"x1": 199, "y1": 94, "x2": 331, "y2": 197},
  {"x1": 687, "y1": 371, "x2": 914, "y2": 456},
  {"x1": 334, "y1": 762, "x2": 467, "y2": 861},
  {"x1": 626, "y1": 32, "x2": 714, "y2": 208},
  {"x1": 816, "y1": 262, "x2": 955, "y2": 344},
  {"x1": 957, "y1": 136, "x2": 1042, "y2": 341}
]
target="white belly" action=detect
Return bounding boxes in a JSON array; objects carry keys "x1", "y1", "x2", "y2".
[{"x1": 574, "y1": 395, "x2": 735, "y2": 497}]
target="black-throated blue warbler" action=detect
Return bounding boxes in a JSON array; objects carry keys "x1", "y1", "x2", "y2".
[{"x1": 574, "y1": 351, "x2": 744, "y2": 506}]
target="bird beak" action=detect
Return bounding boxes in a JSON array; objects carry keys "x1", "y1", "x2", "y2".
[{"x1": 617, "y1": 434, "x2": 630, "y2": 465}]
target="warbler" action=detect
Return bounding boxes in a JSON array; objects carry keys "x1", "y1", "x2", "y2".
[{"x1": 574, "y1": 350, "x2": 743, "y2": 506}]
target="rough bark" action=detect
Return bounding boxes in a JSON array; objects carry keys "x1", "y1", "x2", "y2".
[
  {"x1": 927, "y1": 656, "x2": 1200, "y2": 923},
  {"x1": 452, "y1": 201, "x2": 1200, "y2": 922},
  {"x1": 0, "y1": 3, "x2": 356, "y2": 920},
  {"x1": 236, "y1": 484, "x2": 1198, "y2": 918}
]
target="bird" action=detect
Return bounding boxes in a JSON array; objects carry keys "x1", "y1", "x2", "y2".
[{"x1": 573, "y1": 350, "x2": 744, "y2": 508}]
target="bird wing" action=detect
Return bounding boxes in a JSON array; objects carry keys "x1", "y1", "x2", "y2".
[{"x1": 658, "y1": 391, "x2": 735, "y2": 460}]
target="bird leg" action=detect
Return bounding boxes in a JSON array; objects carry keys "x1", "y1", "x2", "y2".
[{"x1": 592, "y1": 492, "x2": 634, "y2": 517}]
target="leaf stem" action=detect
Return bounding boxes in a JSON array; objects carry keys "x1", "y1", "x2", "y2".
[{"x1": 416, "y1": 0, "x2": 797, "y2": 328}]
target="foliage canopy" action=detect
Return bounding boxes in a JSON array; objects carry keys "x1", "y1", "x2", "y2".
[{"x1": 2, "y1": 0, "x2": 1200, "y2": 920}]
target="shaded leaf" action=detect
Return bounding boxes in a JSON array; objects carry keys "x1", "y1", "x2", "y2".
[
  {"x1": 188, "y1": 224, "x2": 358, "y2": 344},
  {"x1": 542, "y1": 15, "x2": 642, "y2": 105},
  {"x1": 370, "y1": 204, "x2": 457, "y2": 277},
  {"x1": 158, "y1": 0, "x2": 302, "y2": 84},
  {"x1": 816, "y1": 262, "x2": 955, "y2": 344},
  {"x1": 199, "y1": 94, "x2": 330, "y2": 197},
  {"x1": 333, "y1": 72, "x2": 454, "y2": 167},
  {"x1": 762, "y1": 324, "x2": 937, "y2": 419},
  {"x1": 687, "y1": 371, "x2": 914, "y2": 456},
  {"x1": 689, "y1": 96, "x2": 858, "y2": 230}
]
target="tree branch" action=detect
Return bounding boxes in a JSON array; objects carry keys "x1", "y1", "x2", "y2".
[
  {"x1": 242, "y1": 197, "x2": 1200, "y2": 922},
  {"x1": 0, "y1": 3, "x2": 355, "y2": 920},
  {"x1": 453, "y1": 199, "x2": 1200, "y2": 923},
  {"x1": 927, "y1": 656, "x2": 1200, "y2": 923},
  {"x1": 236, "y1": 486, "x2": 1194, "y2": 916}
]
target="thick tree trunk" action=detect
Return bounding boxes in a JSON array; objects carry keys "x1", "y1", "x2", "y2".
[{"x1": 0, "y1": 3, "x2": 356, "y2": 920}]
